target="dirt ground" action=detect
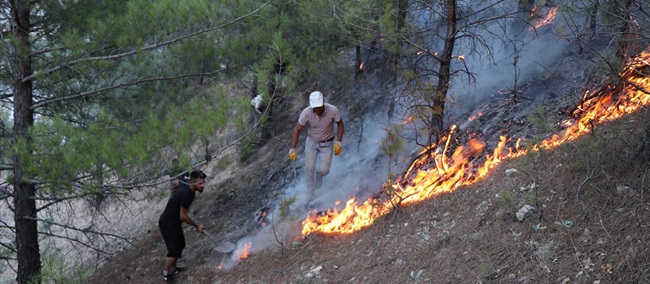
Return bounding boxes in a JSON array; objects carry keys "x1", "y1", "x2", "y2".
[{"x1": 85, "y1": 43, "x2": 650, "y2": 284}]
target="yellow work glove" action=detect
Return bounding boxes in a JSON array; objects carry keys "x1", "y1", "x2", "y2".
[
  {"x1": 334, "y1": 141, "x2": 342, "y2": 155},
  {"x1": 288, "y1": 148, "x2": 297, "y2": 161}
]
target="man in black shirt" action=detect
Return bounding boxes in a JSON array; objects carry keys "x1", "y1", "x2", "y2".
[{"x1": 158, "y1": 170, "x2": 207, "y2": 280}]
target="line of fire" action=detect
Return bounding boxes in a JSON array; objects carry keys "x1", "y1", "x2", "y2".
[
  {"x1": 224, "y1": 57, "x2": 649, "y2": 272},
  {"x1": 225, "y1": 44, "x2": 650, "y2": 272},
  {"x1": 300, "y1": 49, "x2": 650, "y2": 236},
  {"x1": 222, "y1": 8, "x2": 649, "y2": 269}
]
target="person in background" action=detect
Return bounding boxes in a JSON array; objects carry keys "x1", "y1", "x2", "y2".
[
  {"x1": 158, "y1": 170, "x2": 207, "y2": 280},
  {"x1": 251, "y1": 93, "x2": 264, "y2": 115},
  {"x1": 289, "y1": 91, "x2": 344, "y2": 193}
]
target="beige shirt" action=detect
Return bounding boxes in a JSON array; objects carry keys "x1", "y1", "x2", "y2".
[{"x1": 298, "y1": 103, "x2": 341, "y2": 142}]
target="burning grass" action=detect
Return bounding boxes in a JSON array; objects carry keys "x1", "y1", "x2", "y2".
[{"x1": 302, "y1": 49, "x2": 650, "y2": 236}]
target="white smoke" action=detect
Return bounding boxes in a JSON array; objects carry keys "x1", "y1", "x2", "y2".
[
  {"x1": 220, "y1": 115, "x2": 394, "y2": 269},
  {"x1": 220, "y1": 2, "x2": 580, "y2": 270}
]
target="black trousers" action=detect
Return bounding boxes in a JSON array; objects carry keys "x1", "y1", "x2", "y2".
[{"x1": 159, "y1": 219, "x2": 186, "y2": 258}]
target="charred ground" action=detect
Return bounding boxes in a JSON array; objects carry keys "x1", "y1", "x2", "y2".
[{"x1": 86, "y1": 41, "x2": 650, "y2": 284}]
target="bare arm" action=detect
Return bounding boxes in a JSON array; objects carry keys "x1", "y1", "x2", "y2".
[
  {"x1": 180, "y1": 207, "x2": 203, "y2": 233},
  {"x1": 290, "y1": 123, "x2": 304, "y2": 148}
]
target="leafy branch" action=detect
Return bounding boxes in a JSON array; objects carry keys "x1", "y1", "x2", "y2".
[{"x1": 21, "y1": 2, "x2": 270, "y2": 84}]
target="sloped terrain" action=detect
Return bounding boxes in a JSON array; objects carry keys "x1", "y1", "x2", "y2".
[{"x1": 85, "y1": 40, "x2": 650, "y2": 284}]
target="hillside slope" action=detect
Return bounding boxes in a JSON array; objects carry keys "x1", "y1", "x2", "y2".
[{"x1": 86, "y1": 43, "x2": 650, "y2": 283}]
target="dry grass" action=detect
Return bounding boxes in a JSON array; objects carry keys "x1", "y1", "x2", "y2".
[
  {"x1": 83, "y1": 47, "x2": 650, "y2": 283},
  {"x1": 201, "y1": 111, "x2": 650, "y2": 284}
]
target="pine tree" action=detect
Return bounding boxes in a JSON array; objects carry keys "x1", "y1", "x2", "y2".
[{"x1": 1, "y1": 1, "x2": 267, "y2": 282}]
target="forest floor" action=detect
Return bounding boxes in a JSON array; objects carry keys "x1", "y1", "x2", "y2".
[{"x1": 85, "y1": 40, "x2": 650, "y2": 284}]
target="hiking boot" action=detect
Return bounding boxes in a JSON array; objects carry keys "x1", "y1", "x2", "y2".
[{"x1": 162, "y1": 271, "x2": 171, "y2": 281}]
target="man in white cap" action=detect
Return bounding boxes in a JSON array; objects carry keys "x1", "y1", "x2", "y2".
[
  {"x1": 289, "y1": 91, "x2": 344, "y2": 193},
  {"x1": 250, "y1": 94, "x2": 264, "y2": 115}
]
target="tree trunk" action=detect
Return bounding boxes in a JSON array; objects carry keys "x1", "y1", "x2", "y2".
[
  {"x1": 616, "y1": 0, "x2": 634, "y2": 59},
  {"x1": 390, "y1": 0, "x2": 409, "y2": 120},
  {"x1": 262, "y1": 75, "x2": 276, "y2": 141},
  {"x1": 10, "y1": 1, "x2": 42, "y2": 283},
  {"x1": 355, "y1": 45, "x2": 362, "y2": 79},
  {"x1": 396, "y1": 0, "x2": 408, "y2": 32},
  {"x1": 432, "y1": 0, "x2": 457, "y2": 141},
  {"x1": 588, "y1": 0, "x2": 599, "y2": 39}
]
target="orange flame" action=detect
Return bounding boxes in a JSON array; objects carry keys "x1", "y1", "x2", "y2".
[
  {"x1": 302, "y1": 49, "x2": 650, "y2": 236},
  {"x1": 531, "y1": 7, "x2": 558, "y2": 30},
  {"x1": 467, "y1": 111, "x2": 484, "y2": 122},
  {"x1": 236, "y1": 242, "x2": 252, "y2": 260}
]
